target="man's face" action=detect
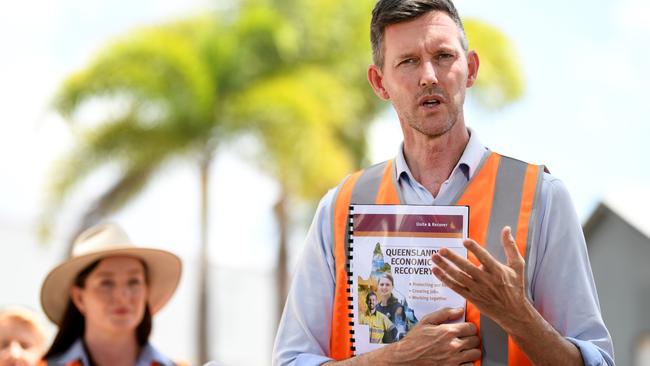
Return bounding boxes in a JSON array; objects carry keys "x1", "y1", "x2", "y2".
[
  {"x1": 368, "y1": 294, "x2": 378, "y2": 312},
  {"x1": 368, "y1": 11, "x2": 478, "y2": 139}
]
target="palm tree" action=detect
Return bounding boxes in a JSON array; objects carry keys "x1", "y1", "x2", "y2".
[
  {"x1": 41, "y1": 9, "x2": 302, "y2": 361},
  {"x1": 231, "y1": 0, "x2": 380, "y2": 321},
  {"x1": 225, "y1": 66, "x2": 372, "y2": 321},
  {"x1": 41, "y1": 1, "x2": 379, "y2": 360},
  {"x1": 43, "y1": 23, "x2": 219, "y2": 363}
]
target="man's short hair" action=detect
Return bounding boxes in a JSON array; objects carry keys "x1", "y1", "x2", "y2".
[{"x1": 370, "y1": 0, "x2": 468, "y2": 68}]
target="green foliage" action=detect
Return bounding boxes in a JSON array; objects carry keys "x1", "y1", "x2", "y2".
[
  {"x1": 226, "y1": 66, "x2": 362, "y2": 198},
  {"x1": 42, "y1": 0, "x2": 387, "y2": 234},
  {"x1": 464, "y1": 18, "x2": 525, "y2": 109},
  {"x1": 43, "y1": 0, "x2": 526, "y2": 234},
  {"x1": 56, "y1": 29, "x2": 215, "y2": 124},
  {"x1": 279, "y1": 0, "x2": 381, "y2": 166},
  {"x1": 44, "y1": 24, "x2": 220, "y2": 233}
]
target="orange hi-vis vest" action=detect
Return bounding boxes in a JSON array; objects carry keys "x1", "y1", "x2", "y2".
[{"x1": 330, "y1": 151, "x2": 545, "y2": 366}]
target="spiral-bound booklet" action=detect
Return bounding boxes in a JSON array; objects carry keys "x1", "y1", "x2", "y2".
[{"x1": 348, "y1": 204, "x2": 469, "y2": 356}]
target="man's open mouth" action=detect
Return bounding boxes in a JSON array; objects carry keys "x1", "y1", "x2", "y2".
[
  {"x1": 423, "y1": 100, "x2": 440, "y2": 107},
  {"x1": 419, "y1": 95, "x2": 444, "y2": 107}
]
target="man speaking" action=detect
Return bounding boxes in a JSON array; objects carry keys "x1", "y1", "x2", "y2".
[{"x1": 273, "y1": 1, "x2": 614, "y2": 365}]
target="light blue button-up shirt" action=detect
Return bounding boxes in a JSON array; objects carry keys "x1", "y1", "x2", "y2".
[
  {"x1": 272, "y1": 132, "x2": 614, "y2": 366},
  {"x1": 45, "y1": 339, "x2": 177, "y2": 366}
]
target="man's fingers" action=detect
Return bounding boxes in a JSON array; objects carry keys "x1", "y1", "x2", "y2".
[
  {"x1": 432, "y1": 251, "x2": 474, "y2": 286},
  {"x1": 463, "y1": 239, "x2": 498, "y2": 272},
  {"x1": 501, "y1": 226, "x2": 524, "y2": 268},
  {"x1": 435, "y1": 248, "x2": 483, "y2": 280},
  {"x1": 459, "y1": 347, "x2": 482, "y2": 364},
  {"x1": 419, "y1": 307, "x2": 464, "y2": 325},
  {"x1": 459, "y1": 335, "x2": 481, "y2": 349},
  {"x1": 432, "y1": 266, "x2": 471, "y2": 299},
  {"x1": 451, "y1": 322, "x2": 477, "y2": 338}
]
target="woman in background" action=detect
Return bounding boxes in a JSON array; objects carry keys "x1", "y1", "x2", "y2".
[{"x1": 40, "y1": 223, "x2": 183, "y2": 366}]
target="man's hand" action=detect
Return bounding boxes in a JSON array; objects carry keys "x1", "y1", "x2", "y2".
[
  {"x1": 327, "y1": 307, "x2": 481, "y2": 366},
  {"x1": 430, "y1": 226, "x2": 585, "y2": 366},
  {"x1": 391, "y1": 307, "x2": 481, "y2": 365},
  {"x1": 431, "y1": 226, "x2": 526, "y2": 330}
]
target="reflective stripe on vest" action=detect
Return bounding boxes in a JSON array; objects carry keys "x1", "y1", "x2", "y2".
[{"x1": 330, "y1": 152, "x2": 544, "y2": 365}]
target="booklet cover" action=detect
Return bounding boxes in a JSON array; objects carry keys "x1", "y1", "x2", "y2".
[{"x1": 348, "y1": 204, "x2": 469, "y2": 356}]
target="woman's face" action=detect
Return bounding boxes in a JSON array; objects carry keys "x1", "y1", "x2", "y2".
[
  {"x1": 378, "y1": 277, "x2": 393, "y2": 298},
  {"x1": 71, "y1": 256, "x2": 148, "y2": 335}
]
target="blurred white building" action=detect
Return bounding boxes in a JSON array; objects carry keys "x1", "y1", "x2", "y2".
[{"x1": 584, "y1": 188, "x2": 650, "y2": 366}]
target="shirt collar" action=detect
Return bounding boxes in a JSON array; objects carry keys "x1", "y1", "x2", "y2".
[
  {"x1": 51, "y1": 339, "x2": 90, "y2": 366},
  {"x1": 51, "y1": 339, "x2": 175, "y2": 366},
  {"x1": 137, "y1": 343, "x2": 176, "y2": 366},
  {"x1": 395, "y1": 128, "x2": 487, "y2": 183}
]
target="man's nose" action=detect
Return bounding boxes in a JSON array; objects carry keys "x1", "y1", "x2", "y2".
[{"x1": 419, "y1": 61, "x2": 438, "y2": 87}]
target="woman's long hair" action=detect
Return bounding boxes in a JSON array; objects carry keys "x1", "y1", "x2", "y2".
[{"x1": 43, "y1": 259, "x2": 152, "y2": 359}]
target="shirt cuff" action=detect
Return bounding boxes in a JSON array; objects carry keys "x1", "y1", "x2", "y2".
[
  {"x1": 295, "y1": 354, "x2": 334, "y2": 366},
  {"x1": 566, "y1": 337, "x2": 614, "y2": 366}
]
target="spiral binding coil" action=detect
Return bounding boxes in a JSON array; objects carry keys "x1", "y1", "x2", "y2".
[{"x1": 347, "y1": 205, "x2": 356, "y2": 352}]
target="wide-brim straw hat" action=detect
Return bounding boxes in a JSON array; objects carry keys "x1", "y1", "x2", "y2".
[{"x1": 40, "y1": 223, "x2": 182, "y2": 325}]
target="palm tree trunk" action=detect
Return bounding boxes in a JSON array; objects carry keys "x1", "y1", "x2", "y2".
[
  {"x1": 197, "y1": 154, "x2": 212, "y2": 364},
  {"x1": 64, "y1": 168, "x2": 154, "y2": 259},
  {"x1": 274, "y1": 187, "x2": 289, "y2": 326}
]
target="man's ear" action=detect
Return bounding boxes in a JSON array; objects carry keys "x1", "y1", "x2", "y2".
[
  {"x1": 70, "y1": 286, "x2": 86, "y2": 315},
  {"x1": 368, "y1": 64, "x2": 390, "y2": 100},
  {"x1": 466, "y1": 50, "x2": 480, "y2": 88}
]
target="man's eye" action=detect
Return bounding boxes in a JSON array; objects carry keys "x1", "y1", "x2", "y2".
[
  {"x1": 399, "y1": 58, "x2": 417, "y2": 66},
  {"x1": 438, "y1": 53, "x2": 454, "y2": 61},
  {"x1": 100, "y1": 280, "x2": 114, "y2": 287}
]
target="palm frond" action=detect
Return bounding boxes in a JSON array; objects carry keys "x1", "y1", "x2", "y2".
[
  {"x1": 465, "y1": 18, "x2": 525, "y2": 109},
  {"x1": 54, "y1": 27, "x2": 216, "y2": 127}
]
